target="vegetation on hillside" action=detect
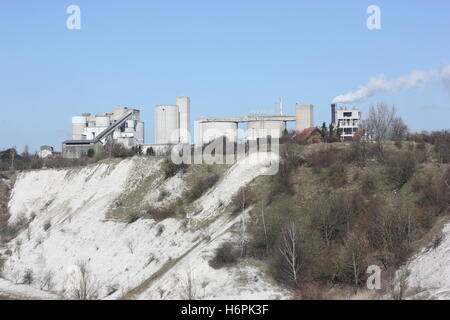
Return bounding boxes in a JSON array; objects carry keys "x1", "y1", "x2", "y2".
[{"x1": 225, "y1": 103, "x2": 450, "y2": 298}]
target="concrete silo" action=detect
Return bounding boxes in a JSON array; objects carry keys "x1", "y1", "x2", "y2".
[
  {"x1": 295, "y1": 104, "x2": 314, "y2": 132},
  {"x1": 112, "y1": 106, "x2": 127, "y2": 121},
  {"x1": 95, "y1": 115, "x2": 110, "y2": 127},
  {"x1": 200, "y1": 121, "x2": 237, "y2": 144},
  {"x1": 155, "y1": 105, "x2": 180, "y2": 144},
  {"x1": 247, "y1": 120, "x2": 286, "y2": 140},
  {"x1": 136, "y1": 121, "x2": 145, "y2": 145},
  {"x1": 72, "y1": 116, "x2": 87, "y2": 140},
  {"x1": 176, "y1": 97, "x2": 190, "y2": 144}
]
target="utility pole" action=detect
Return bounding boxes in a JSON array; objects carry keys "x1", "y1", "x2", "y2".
[{"x1": 278, "y1": 97, "x2": 284, "y2": 115}]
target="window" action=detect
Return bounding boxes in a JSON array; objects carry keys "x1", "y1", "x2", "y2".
[{"x1": 343, "y1": 112, "x2": 352, "y2": 117}]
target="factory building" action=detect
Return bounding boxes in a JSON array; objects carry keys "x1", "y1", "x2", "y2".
[
  {"x1": 154, "y1": 97, "x2": 190, "y2": 144},
  {"x1": 63, "y1": 106, "x2": 144, "y2": 158},
  {"x1": 197, "y1": 103, "x2": 314, "y2": 145},
  {"x1": 331, "y1": 104, "x2": 362, "y2": 140}
]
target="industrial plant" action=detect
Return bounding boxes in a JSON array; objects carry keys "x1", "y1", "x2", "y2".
[
  {"x1": 62, "y1": 107, "x2": 144, "y2": 158},
  {"x1": 331, "y1": 103, "x2": 362, "y2": 140},
  {"x1": 61, "y1": 98, "x2": 362, "y2": 158}
]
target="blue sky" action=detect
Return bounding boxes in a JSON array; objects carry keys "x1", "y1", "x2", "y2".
[{"x1": 1, "y1": 0, "x2": 449, "y2": 152}]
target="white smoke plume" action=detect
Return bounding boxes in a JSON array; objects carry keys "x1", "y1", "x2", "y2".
[{"x1": 332, "y1": 65, "x2": 450, "y2": 104}]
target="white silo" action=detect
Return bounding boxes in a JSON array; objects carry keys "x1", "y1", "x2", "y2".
[
  {"x1": 72, "y1": 116, "x2": 87, "y2": 140},
  {"x1": 176, "y1": 97, "x2": 190, "y2": 144},
  {"x1": 155, "y1": 105, "x2": 180, "y2": 144},
  {"x1": 200, "y1": 122, "x2": 237, "y2": 144},
  {"x1": 136, "y1": 121, "x2": 145, "y2": 145},
  {"x1": 247, "y1": 120, "x2": 286, "y2": 140},
  {"x1": 95, "y1": 115, "x2": 110, "y2": 127},
  {"x1": 112, "y1": 106, "x2": 127, "y2": 121}
]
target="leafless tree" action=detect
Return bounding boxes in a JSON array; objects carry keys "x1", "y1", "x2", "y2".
[
  {"x1": 71, "y1": 260, "x2": 99, "y2": 300},
  {"x1": 391, "y1": 264, "x2": 410, "y2": 300},
  {"x1": 15, "y1": 238, "x2": 22, "y2": 259},
  {"x1": 260, "y1": 200, "x2": 269, "y2": 255},
  {"x1": 180, "y1": 270, "x2": 198, "y2": 300},
  {"x1": 391, "y1": 117, "x2": 409, "y2": 141},
  {"x1": 26, "y1": 227, "x2": 31, "y2": 241},
  {"x1": 40, "y1": 270, "x2": 55, "y2": 291},
  {"x1": 232, "y1": 187, "x2": 251, "y2": 257},
  {"x1": 363, "y1": 103, "x2": 405, "y2": 156},
  {"x1": 278, "y1": 221, "x2": 303, "y2": 287},
  {"x1": 125, "y1": 238, "x2": 135, "y2": 254}
]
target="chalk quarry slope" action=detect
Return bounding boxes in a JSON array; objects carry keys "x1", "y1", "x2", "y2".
[
  {"x1": 0, "y1": 154, "x2": 289, "y2": 300},
  {"x1": 399, "y1": 222, "x2": 450, "y2": 300}
]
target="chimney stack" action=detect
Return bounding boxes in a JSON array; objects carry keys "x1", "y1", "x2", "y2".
[{"x1": 331, "y1": 103, "x2": 336, "y2": 124}]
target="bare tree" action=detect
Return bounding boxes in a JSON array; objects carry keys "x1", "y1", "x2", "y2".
[
  {"x1": 125, "y1": 238, "x2": 135, "y2": 254},
  {"x1": 180, "y1": 270, "x2": 198, "y2": 300},
  {"x1": 260, "y1": 200, "x2": 269, "y2": 255},
  {"x1": 232, "y1": 187, "x2": 251, "y2": 257},
  {"x1": 26, "y1": 227, "x2": 31, "y2": 241},
  {"x1": 391, "y1": 117, "x2": 409, "y2": 141},
  {"x1": 40, "y1": 270, "x2": 55, "y2": 291},
  {"x1": 15, "y1": 239, "x2": 22, "y2": 259},
  {"x1": 71, "y1": 260, "x2": 99, "y2": 300},
  {"x1": 391, "y1": 264, "x2": 410, "y2": 300},
  {"x1": 363, "y1": 103, "x2": 404, "y2": 156},
  {"x1": 278, "y1": 221, "x2": 303, "y2": 287}
]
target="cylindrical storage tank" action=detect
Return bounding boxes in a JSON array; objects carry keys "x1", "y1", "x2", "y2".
[
  {"x1": 247, "y1": 120, "x2": 285, "y2": 140},
  {"x1": 176, "y1": 97, "x2": 190, "y2": 144},
  {"x1": 155, "y1": 105, "x2": 179, "y2": 144},
  {"x1": 200, "y1": 122, "x2": 237, "y2": 144},
  {"x1": 72, "y1": 116, "x2": 87, "y2": 140},
  {"x1": 136, "y1": 121, "x2": 144, "y2": 145},
  {"x1": 95, "y1": 115, "x2": 110, "y2": 127}
]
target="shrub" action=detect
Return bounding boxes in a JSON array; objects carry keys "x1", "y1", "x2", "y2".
[
  {"x1": 127, "y1": 212, "x2": 141, "y2": 224},
  {"x1": 411, "y1": 168, "x2": 450, "y2": 209},
  {"x1": 147, "y1": 205, "x2": 176, "y2": 221},
  {"x1": 157, "y1": 188, "x2": 169, "y2": 201},
  {"x1": 161, "y1": 158, "x2": 187, "y2": 179},
  {"x1": 43, "y1": 220, "x2": 52, "y2": 231},
  {"x1": 384, "y1": 151, "x2": 416, "y2": 190},
  {"x1": 87, "y1": 149, "x2": 95, "y2": 158},
  {"x1": 210, "y1": 243, "x2": 238, "y2": 268},
  {"x1": 22, "y1": 268, "x2": 34, "y2": 285},
  {"x1": 359, "y1": 172, "x2": 377, "y2": 196},
  {"x1": 111, "y1": 144, "x2": 135, "y2": 158},
  {"x1": 156, "y1": 224, "x2": 165, "y2": 236},
  {"x1": 327, "y1": 162, "x2": 347, "y2": 188},
  {"x1": 306, "y1": 146, "x2": 342, "y2": 171},
  {"x1": 294, "y1": 283, "x2": 326, "y2": 300},
  {"x1": 345, "y1": 140, "x2": 368, "y2": 167},
  {"x1": 184, "y1": 174, "x2": 219, "y2": 203},
  {"x1": 231, "y1": 186, "x2": 254, "y2": 214}
]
